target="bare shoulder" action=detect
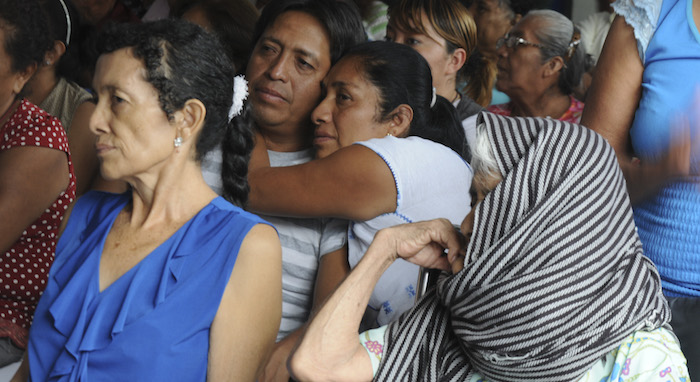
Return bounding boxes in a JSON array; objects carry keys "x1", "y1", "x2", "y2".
[
  {"x1": 228, "y1": 223, "x2": 281, "y2": 285},
  {"x1": 238, "y1": 223, "x2": 280, "y2": 260}
]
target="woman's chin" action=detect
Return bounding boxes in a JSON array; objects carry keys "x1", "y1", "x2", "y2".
[
  {"x1": 99, "y1": 168, "x2": 124, "y2": 183},
  {"x1": 313, "y1": 142, "x2": 337, "y2": 159},
  {"x1": 494, "y1": 80, "x2": 508, "y2": 94}
]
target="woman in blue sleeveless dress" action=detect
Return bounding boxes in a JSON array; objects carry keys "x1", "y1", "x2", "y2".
[
  {"x1": 10, "y1": 20, "x2": 282, "y2": 382},
  {"x1": 581, "y1": 0, "x2": 700, "y2": 374}
]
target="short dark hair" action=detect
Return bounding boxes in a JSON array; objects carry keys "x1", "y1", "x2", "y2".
[
  {"x1": 252, "y1": 0, "x2": 366, "y2": 66},
  {"x1": 98, "y1": 20, "x2": 253, "y2": 207},
  {"x1": 0, "y1": 0, "x2": 53, "y2": 73},
  {"x1": 344, "y1": 41, "x2": 470, "y2": 161}
]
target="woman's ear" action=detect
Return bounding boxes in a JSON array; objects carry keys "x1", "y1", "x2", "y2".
[
  {"x1": 447, "y1": 48, "x2": 468, "y2": 75},
  {"x1": 44, "y1": 41, "x2": 67, "y2": 67},
  {"x1": 176, "y1": 99, "x2": 207, "y2": 142},
  {"x1": 543, "y1": 56, "x2": 565, "y2": 78},
  {"x1": 387, "y1": 104, "x2": 413, "y2": 137},
  {"x1": 13, "y1": 63, "x2": 38, "y2": 95}
]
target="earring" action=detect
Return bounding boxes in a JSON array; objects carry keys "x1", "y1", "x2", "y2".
[
  {"x1": 44, "y1": 60, "x2": 52, "y2": 66},
  {"x1": 386, "y1": 132, "x2": 393, "y2": 137},
  {"x1": 173, "y1": 136, "x2": 183, "y2": 148}
]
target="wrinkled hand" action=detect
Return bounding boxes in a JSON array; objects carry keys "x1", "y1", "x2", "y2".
[{"x1": 377, "y1": 218, "x2": 466, "y2": 273}]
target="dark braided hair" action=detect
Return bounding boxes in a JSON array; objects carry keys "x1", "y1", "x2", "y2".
[
  {"x1": 97, "y1": 20, "x2": 253, "y2": 207},
  {"x1": 222, "y1": 103, "x2": 256, "y2": 206}
]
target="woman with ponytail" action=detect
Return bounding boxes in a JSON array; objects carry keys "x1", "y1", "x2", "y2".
[
  {"x1": 12, "y1": 20, "x2": 281, "y2": 382},
  {"x1": 384, "y1": 0, "x2": 491, "y2": 147},
  {"x1": 247, "y1": 41, "x2": 472, "y2": 330}
]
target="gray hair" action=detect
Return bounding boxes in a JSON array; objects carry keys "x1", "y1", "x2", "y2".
[
  {"x1": 525, "y1": 9, "x2": 585, "y2": 95},
  {"x1": 471, "y1": 122, "x2": 502, "y2": 194}
]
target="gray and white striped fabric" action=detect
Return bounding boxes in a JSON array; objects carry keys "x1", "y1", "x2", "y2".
[{"x1": 375, "y1": 113, "x2": 671, "y2": 382}]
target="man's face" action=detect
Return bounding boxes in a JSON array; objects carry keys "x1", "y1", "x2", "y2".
[{"x1": 246, "y1": 11, "x2": 332, "y2": 139}]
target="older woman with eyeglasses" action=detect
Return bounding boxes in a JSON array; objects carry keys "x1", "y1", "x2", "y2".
[{"x1": 487, "y1": 9, "x2": 586, "y2": 123}]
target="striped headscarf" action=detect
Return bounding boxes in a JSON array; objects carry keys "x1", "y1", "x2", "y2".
[{"x1": 375, "y1": 113, "x2": 671, "y2": 382}]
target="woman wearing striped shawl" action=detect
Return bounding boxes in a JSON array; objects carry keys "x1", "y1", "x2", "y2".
[{"x1": 289, "y1": 113, "x2": 688, "y2": 381}]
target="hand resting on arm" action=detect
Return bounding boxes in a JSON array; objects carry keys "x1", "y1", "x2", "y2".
[{"x1": 289, "y1": 219, "x2": 465, "y2": 382}]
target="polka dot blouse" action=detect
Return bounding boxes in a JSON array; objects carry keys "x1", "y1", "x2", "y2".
[{"x1": 0, "y1": 99, "x2": 76, "y2": 349}]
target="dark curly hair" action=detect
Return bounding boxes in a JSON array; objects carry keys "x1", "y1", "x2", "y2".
[
  {"x1": 0, "y1": 0, "x2": 53, "y2": 74},
  {"x1": 97, "y1": 20, "x2": 253, "y2": 207}
]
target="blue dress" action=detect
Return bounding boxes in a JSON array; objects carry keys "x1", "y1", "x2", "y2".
[
  {"x1": 621, "y1": 0, "x2": 700, "y2": 297},
  {"x1": 26, "y1": 192, "x2": 269, "y2": 381}
]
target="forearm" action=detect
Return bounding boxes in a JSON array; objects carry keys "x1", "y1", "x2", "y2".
[
  {"x1": 290, "y1": 234, "x2": 394, "y2": 381},
  {"x1": 291, "y1": 220, "x2": 459, "y2": 380},
  {"x1": 259, "y1": 327, "x2": 303, "y2": 382},
  {"x1": 313, "y1": 245, "x2": 350, "y2": 308},
  {"x1": 622, "y1": 156, "x2": 694, "y2": 204},
  {"x1": 248, "y1": 146, "x2": 396, "y2": 220},
  {"x1": 247, "y1": 166, "x2": 310, "y2": 216}
]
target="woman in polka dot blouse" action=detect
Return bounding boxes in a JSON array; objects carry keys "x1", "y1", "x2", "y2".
[{"x1": 0, "y1": 0, "x2": 76, "y2": 367}]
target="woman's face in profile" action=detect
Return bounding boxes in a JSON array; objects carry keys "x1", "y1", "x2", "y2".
[
  {"x1": 385, "y1": 13, "x2": 455, "y2": 95},
  {"x1": 90, "y1": 48, "x2": 179, "y2": 181},
  {"x1": 494, "y1": 17, "x2": 547, "y2": 98},
  {"x1": 311, "y1": 56, "x2": 395, "y2": 159}
]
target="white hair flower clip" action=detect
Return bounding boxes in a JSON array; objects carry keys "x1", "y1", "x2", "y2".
[{"x1": 228, "y1": 75, "x2": 248, "y2": 122}]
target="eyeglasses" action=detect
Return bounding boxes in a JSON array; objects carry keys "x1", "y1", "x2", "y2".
[{"x1": 496, "y1": 34, "x2": 544, "y2": 50}]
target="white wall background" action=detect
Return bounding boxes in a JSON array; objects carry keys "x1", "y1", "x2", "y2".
[{"x1": 571, "y1": 0, "x2": 599, "y2": 23}]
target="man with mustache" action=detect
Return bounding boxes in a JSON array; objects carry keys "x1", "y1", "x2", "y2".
[{"x1": 201, "y1": 1, "x2": 365, "y2": 380}]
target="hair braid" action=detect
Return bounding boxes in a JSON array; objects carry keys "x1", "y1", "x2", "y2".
[{"x1": 222, "y1": 104, "x2": 254, "y2": 207}]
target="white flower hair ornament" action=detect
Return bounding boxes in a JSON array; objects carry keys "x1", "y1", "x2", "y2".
[{"x1": 228, "y1": 75, "x2": 248, "y2": 122}]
